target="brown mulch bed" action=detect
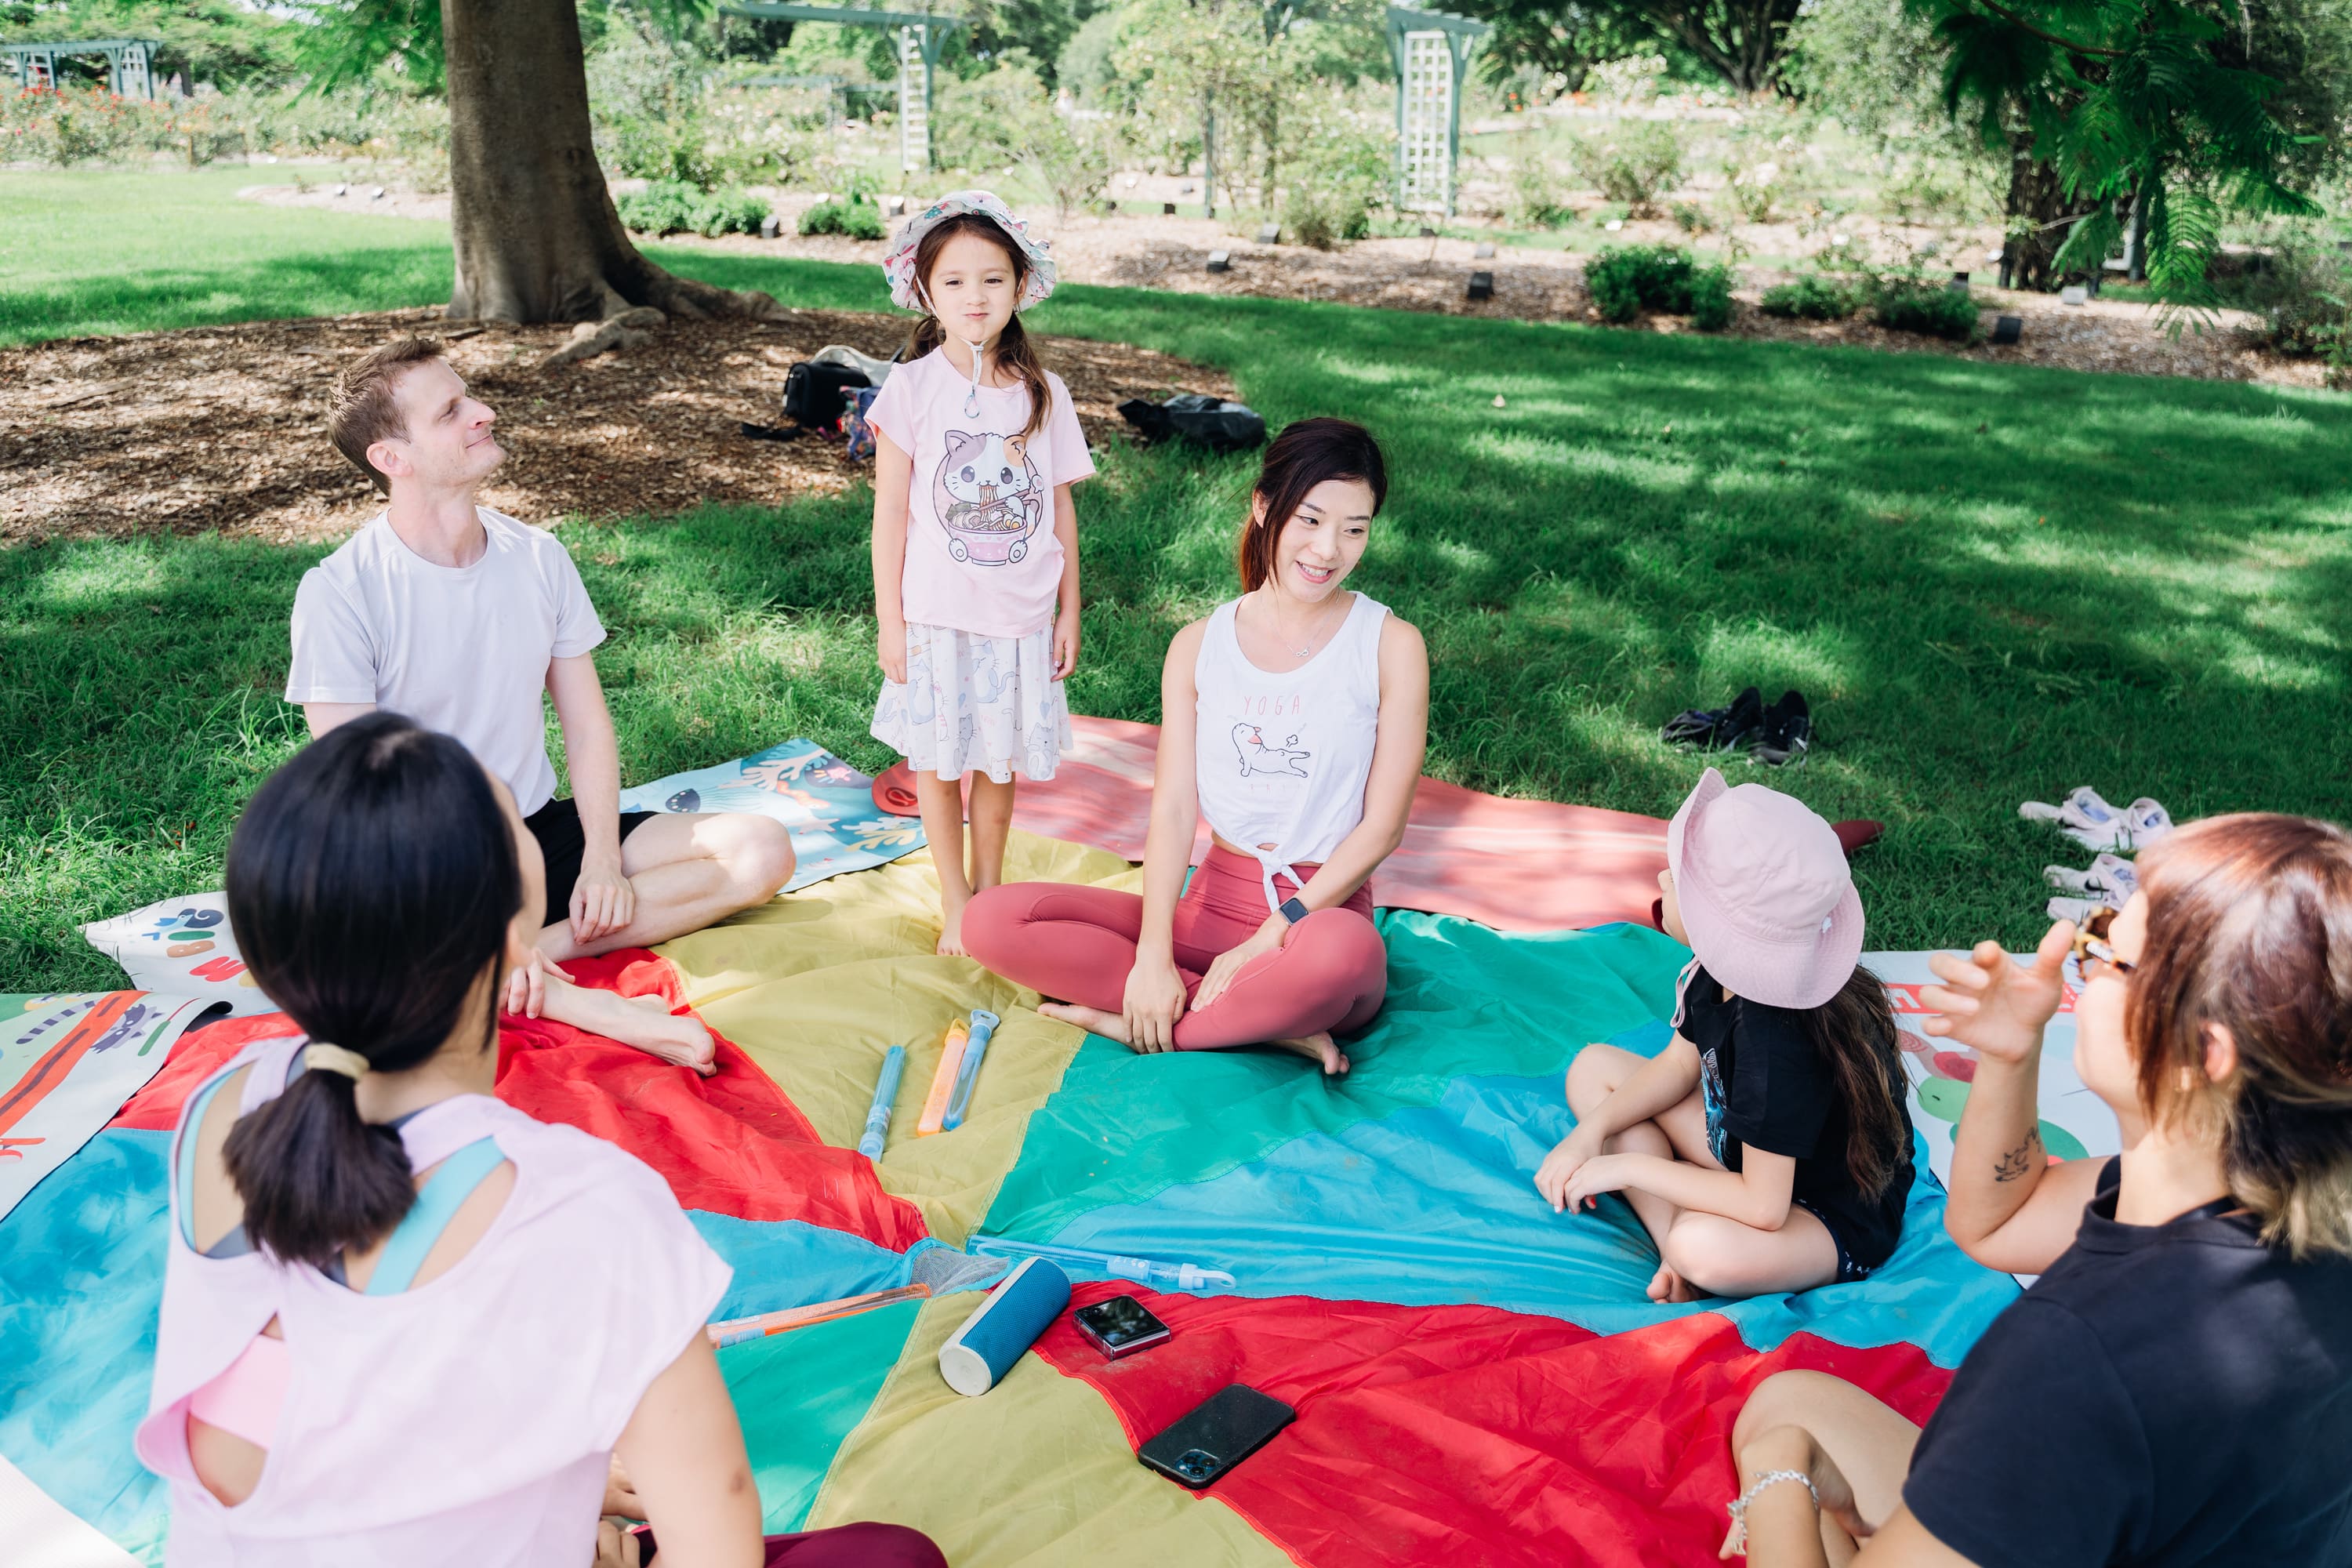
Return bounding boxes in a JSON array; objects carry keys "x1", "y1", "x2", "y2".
[{"x1": 1, "y1": 307, "x2": 1232, "y2": 546}]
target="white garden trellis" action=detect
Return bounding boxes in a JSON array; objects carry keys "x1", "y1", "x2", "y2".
[{"x1": 1385, "y1": 6, "x2": 1486, "y2": 219}]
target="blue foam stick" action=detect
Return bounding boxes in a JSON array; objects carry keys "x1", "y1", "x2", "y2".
[
  {"x1": 857, "y1": 1044, "x2": 906, "y2": 1159},
  {"x1": 937, "y1": 1255, "x2": 1069, "y2": 1396},
  {"x1": 939, "y1": 1009, "x2": 1001, "y2": 1132}
]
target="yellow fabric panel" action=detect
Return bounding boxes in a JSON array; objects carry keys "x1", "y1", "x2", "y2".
[
  {"x1": 655, "y1": 831, "x2": 1142, "y2": 1246},
  {"x1": 805, "y1": 1293, "x2": 1294, "y2": 1568}
]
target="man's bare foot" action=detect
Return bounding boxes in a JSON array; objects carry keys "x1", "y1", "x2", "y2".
[
  {"x1": 936, "y1": 897, "x2": 971, "y2": 958},
  {"x1": 1272, "y1": 1032, "x2": 1349, "y2": 1076},
  {"x1": 1039, "y1": 1002, "x2": 1131, "y2": 1044},
  {"x1": 1646, "y1": 1260, "x2": 1697, "y2": 1304},
  {"x1": 541, "y1": 981, "x2": 717, "y2": 1075}
]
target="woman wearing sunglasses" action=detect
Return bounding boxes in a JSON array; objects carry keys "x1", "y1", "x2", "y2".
[{"x1": 1718, "y1": 812, "x2": 2352, "y2": 1568}]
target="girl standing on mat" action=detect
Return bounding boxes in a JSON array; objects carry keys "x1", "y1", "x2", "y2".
[
  {"x1": 868, "y1": 191, "x2": 1094, "y2": 956},
  {"x1": 963, "y1": 418, "x2": 1429, "y2": 1076},
  {"x1": 1718, "y1": 813, "x2": 2352, "y2": 1568},
  {"x1": 138, "y1": 713, "x2": 942, "y2": 1568},
  {"x1": 1536, "y1": 768, "x2": 1913, "y2": 1302}
]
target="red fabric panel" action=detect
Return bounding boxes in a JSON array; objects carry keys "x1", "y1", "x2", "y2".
[
  {"x1": 495, "y1": 953, "x2": 928, "y2": 1250},
  {"x1": 1035, "y1": 1284, "x2": 1951, "y2": 1568},
  {"x1": 112, "y1": 1012, "x2": 300, "y2": 1130},
  {"x1": 106, "y1": 952, "x2": 929, "y2": 1252}
]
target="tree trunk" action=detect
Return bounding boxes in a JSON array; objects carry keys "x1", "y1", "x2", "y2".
[
  {"x1": 1998, "y1": 141, "x2": 2100, "y2": 292},
  {"x1": 439, "y1": 0, "x2": 782, "y2": 324}
]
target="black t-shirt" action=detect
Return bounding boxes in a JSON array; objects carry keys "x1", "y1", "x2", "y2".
[
  {"x1": 1906, "y1": 1157, "x2": 2352, "y2": 1566},
  {"x1": 1674, "y1": 964, "x2": 1911, "y2": 1270}
]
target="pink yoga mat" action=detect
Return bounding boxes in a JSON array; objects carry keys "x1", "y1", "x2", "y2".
[
  {"x1": 886, "y1": 717, "x2": 1673, "y2": 933},
  {"x1": 880, "y1": 718, "x2": 1879, "y2": 934}
]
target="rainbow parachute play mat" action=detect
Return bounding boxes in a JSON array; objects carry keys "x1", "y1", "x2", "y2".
[{"x1": 2, "y1": 739, "x2": 2079, "y2": 1568}]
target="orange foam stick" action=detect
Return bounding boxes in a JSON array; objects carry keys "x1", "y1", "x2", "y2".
[{"x1": 916, "y1": 1019, "x2": 971, "y2": 1136}]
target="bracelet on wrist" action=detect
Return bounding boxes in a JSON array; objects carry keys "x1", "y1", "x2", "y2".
[{"x1": 1723, "y1": 1468, "x2": 1820, "y2": 1556}]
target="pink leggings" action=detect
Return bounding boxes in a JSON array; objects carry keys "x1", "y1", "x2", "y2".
[{"x1": 964, "y1": 845, "x2": 1387, "y2": 1047}]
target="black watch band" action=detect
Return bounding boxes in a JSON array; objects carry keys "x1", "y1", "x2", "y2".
[{"x1": 1279, "y1": 896, "x2": 1310, "y2": 926}]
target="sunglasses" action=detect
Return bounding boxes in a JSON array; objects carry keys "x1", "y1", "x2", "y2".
[{"x1": 2070, "y1": 906, "x2": 2137, "y2": 978}]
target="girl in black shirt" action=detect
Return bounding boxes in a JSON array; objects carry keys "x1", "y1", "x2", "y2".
[
  {"x1": 1534, "y1": 768, "x2": 1915, "y2": 1301},
  {"x1": 1722, "y1": 812, "x2": 2352, "y2": 1568}
]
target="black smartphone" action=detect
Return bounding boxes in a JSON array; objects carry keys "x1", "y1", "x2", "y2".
[
  {"x1": 1073, "y1": 1294, "x2": 1172, "y2": 1359},
  {"x1": 1138, "y1": 1384, "x2": 1295, "y2": 1490}
]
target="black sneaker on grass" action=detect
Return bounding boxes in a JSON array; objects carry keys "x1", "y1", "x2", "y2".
[
  {"x1": 1662, "y1": 685, "x2": 1763, "y2": 751},
  {"x1": 1710, "y1": 686, "x2": 1766, "y2": 753},
  {"x1": 1753, "y1": 690, "x2": 1810, "y2": 767}
]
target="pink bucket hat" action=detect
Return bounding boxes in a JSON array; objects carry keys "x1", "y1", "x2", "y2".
[
  {"x1": 884, "y1": 190, "x2": 1056, "y2": 313},
  {"x1": 1667, "y1": 768, "x2": 1864, "y2": 1011}
]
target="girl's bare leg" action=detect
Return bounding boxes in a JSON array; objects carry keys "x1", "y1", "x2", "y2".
[
  {"x1": 1566, "y1": 1044, "x2": 1722, "y2": 1301},
  {"x1": 916, "y1": 771, "x2": 972, "y2": 956},
  {"x1": 966, "y1": 775, "x2": 1016, "y2": 901}
]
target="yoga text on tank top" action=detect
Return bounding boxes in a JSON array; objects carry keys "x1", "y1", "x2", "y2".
[{"x1": 1192, "y1": 592, "x2": 1388, "y2": 912}]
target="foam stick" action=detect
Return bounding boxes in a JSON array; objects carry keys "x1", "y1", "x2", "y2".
[
  {"x1": 857, "y1": 1044, "x2": 906, "y2": 1159},
  {"x1": 916, "y1": 1018, "x2": 971, "y2": 1136},
  {"x1": 937, "y1": 1257, "x2": 1069, "y2": 1396},
  {"x1": 939, "y1": 1009, "x2": 1002, "y2": 1132},
  {"x1": 706, "y1": 1284, "x2": 931, "y2": 1348}
]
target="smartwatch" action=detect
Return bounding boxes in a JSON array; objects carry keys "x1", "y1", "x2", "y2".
[{"x1": 1279, "y1": 897, "x2": 1310, "y2": 926}]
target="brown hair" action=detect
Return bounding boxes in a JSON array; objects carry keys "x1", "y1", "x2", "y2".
[
  {"x1": 1798, "y1": 964, "x2": 1914, "y2": 1201},
  {"x1": 2128, "y1": 813, "x2": 2352, "y2": 1258},
  {"x1": 901, "y1": 214, "x2": 1050, "y2": 440},
  {"x1": 1238, "y1": 418, "x2": 1388, "y2": 591},
  {"x1": 328, "y1": 336, "x2": 445, "y2": 495}
]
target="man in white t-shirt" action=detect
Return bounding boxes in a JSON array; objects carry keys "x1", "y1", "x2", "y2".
[{"x1": 286, "y1": 337, "x2": 795, "y2": 1073}]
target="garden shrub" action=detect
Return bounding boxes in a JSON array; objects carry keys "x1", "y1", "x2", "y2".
[
  {"x1": 1760, "y1": 274, "x2": 1863, "y2": 320},
  {"x1": 1873, "y1": 280, "x2": 1980, "y2": 340},
  {"x1": 1671, "y1": 201, "x2": 1708, "y2": 234},
  {"x1": 1510, "y1": 153, "x2": 1574, "y2": 229},
  {"x1": 1567, "y1": 119, "x2": 1682, "y2": 215},
  {"x1": 2241, "y1": 230, "x2": 2352, "y2": 376},
  {"x1": 1585, "y1": 243, "x2": 1734, "y2": 330},
  {"x1": 798, "y1": 198, "x2": 887, "y2": 240},
  {"x1": 619, "y1": 180, "x2": 771, "y2": 237}
]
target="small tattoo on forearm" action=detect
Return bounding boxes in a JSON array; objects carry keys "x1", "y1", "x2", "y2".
[{"x1": 1993, "y1": 1127, "x2": 2044, "y2": 1183}]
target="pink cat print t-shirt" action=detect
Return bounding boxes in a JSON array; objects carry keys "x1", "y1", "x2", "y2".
[{"x1": 866, "y1": 346, "x2": 1096, "y2": 639}]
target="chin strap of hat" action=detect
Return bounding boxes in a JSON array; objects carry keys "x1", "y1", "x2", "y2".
[{"x1": 919, "y1": 279, "x2": 989, "y2": 419}]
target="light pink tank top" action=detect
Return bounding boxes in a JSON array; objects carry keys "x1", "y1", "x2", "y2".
[{"x1": 137, "y1": 1033, "x2": 731, "y2": 1568}]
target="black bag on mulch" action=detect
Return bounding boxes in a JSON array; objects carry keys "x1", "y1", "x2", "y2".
[
  {"x1": 782, "y1": 361, "x2": 871, "y2": 430},
  {"x1": 1118, "y1": 392, "x2": 1267, "y2": 454}
]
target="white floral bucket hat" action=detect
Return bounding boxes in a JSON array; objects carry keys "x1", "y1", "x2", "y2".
[{"x1": 884, "y1": 190, "x2": 1057, "y2": 313}]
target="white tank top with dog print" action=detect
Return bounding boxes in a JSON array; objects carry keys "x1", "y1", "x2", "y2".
[{"x1": 1193, "y1": 591, "x2": 1388, "y2": 913}]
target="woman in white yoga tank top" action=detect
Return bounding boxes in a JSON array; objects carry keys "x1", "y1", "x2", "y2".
[{"x1": 966, "y1": 419, "x2": 1430, "y2": 1075}]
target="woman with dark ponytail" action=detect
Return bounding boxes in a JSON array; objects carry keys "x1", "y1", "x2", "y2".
[{"x1": 136, "y1": 713, "x2": 945, "y2": 1568}]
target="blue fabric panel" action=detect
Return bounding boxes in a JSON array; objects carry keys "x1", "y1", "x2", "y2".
[{"x1": 1031, "y1": 1039, "x2": 2017, "y2": 1369}]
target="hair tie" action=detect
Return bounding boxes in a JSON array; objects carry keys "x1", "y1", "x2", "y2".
[{"x1": 303, "y1": 1043, "x2": 370, "y2": 1081}]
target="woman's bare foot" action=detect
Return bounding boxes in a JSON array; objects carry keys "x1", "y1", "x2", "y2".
[
  {"x1": 1272, "y1": 1032, "x2": 1349, "y2": 1076},
  {"x1": 540, "y1": 980, "x2": 717, "y2": 1076},
  {"x1": 1039, "y1": 1002, "x2": 1131, "y2": 1044},
  {"x1": 1646, "y1": 1260, "x2": 1697, "y2": 1304}
]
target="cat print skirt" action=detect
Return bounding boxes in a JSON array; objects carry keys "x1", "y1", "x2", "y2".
[{"x1": 871, "y1": 621, "x2": 1073, "y2": 783}]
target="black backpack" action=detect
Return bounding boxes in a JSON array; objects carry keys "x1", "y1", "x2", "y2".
[{"x1": 782, "y1": 361, "x2": 872, "y2": 430}]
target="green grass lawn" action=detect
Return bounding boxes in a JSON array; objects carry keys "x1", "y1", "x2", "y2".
[{"x1": 5, "y1": 172, "x2": 2350, "y2": 991}]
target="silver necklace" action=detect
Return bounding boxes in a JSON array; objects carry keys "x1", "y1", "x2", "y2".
[{"x1": 1263, "y1": 585, "x2": 1338, "y2": 660}]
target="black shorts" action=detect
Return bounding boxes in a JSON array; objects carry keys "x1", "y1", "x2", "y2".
[
  {"x1": 523, "y1": 797, "x2": 657, "y2": 927},
  {"x1": 1791, "y1": 1195, "x2": 1892, "y2": 1284}
]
